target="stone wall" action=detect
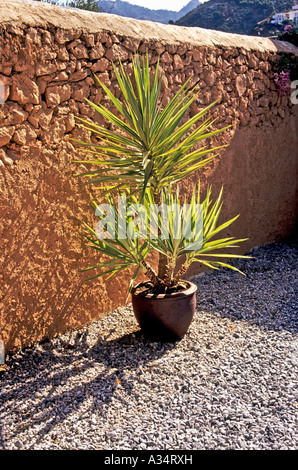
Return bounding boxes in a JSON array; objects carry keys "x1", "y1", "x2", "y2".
[{"x1": 1, "y1": 0, "x2": 297, "y2": 352}]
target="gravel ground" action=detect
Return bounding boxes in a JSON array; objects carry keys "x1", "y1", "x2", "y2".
[{"x1": 0, "y1": 239, "x2": 297, "y2": 450}]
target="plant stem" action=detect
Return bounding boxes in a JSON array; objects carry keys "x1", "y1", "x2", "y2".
[
  {"x1": 140, "y1": 259, "x2": 160, "y2": 285},
  {"x1": 163, "y1": 261, "x2": 176, "y2": 287},
  {"x1": 158, "y1": 254, "x2": 169, "y2": 280},
  {"x1": 173, "y1": 262, "x2": 190, "y2": 285},
  {"x1": 153, "y1": 189, "x2": 170, "y2": 282}
]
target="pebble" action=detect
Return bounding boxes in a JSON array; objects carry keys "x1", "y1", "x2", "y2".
[{"x1": 0, "y1": 239, "x2": 297, "y2": 450}]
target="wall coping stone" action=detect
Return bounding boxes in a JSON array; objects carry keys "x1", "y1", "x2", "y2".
[{"x1": 2, "y1": 0, "x2": 298, "y2": 55}]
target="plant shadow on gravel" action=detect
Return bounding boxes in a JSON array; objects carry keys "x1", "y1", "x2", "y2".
[{"x1": 0, "y1": 329, "x2": 176, "y2": 449}]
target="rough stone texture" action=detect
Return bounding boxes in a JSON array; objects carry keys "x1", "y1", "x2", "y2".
[
  {"x1": 0, "y1": 126, "x2": 15, "y2": 147},
  {"x1": 0, "y1": 0, "x2": 297, "y2": 352}
]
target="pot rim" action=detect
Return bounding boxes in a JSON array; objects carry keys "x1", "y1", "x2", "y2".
[{"x1": 131, "y1": 280, "x2": 197, "y2": 300}]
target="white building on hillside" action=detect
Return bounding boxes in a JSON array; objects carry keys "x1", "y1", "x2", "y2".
[{"x1": 271, "y1": 3, "x2": 298, "y2": 25}]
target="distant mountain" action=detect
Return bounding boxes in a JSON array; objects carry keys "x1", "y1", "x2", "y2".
[
  {"x1": 99, "y1": 0, "x2": 201, "y2": 24},
  {"x1": 176, "y1": 0, "x2": 294, "y2": 35}
]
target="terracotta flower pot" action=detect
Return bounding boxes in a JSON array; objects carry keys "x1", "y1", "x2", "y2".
[{"x1": 131, "y1": 281, "x2": 197, "y2": 342}]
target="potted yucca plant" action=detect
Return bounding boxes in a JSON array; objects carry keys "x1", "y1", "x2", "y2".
[{"x1": 73, "y1": 53, "x2": 250, "y2": 341}]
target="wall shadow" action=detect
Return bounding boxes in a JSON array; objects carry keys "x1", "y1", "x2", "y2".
[{"x1": 0, "y1": 328, "x2": 177, "y2": 449}]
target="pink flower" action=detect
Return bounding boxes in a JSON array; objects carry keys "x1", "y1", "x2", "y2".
[
  {"x1": 283, "y1": 25, "x2": 293, "y2": 33},
  {"x1": 273, "y1": 68, "x2": 291, "y2": 96}
]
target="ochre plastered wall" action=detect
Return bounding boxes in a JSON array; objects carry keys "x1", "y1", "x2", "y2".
[{"x1": 0, "y1": 0, "x2": 297, "y2": 352}]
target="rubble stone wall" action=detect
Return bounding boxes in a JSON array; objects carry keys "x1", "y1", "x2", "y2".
[{"x1": 1, "y1": 1, "x2": 297, "y2": 351}]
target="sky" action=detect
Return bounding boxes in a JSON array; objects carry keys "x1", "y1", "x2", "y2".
[{"x1": 124, "y1": 0, "x2": 207, "y2": 12}]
